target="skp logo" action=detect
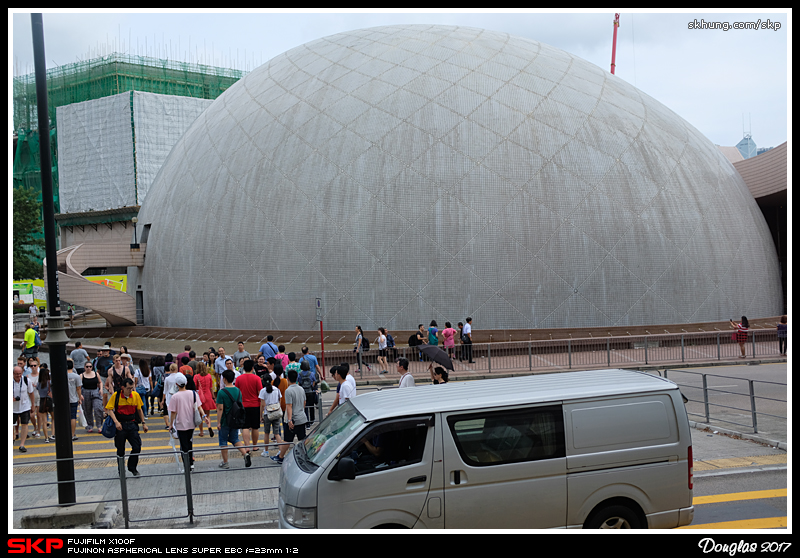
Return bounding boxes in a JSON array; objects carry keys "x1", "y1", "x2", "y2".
[{"x1": 8, "y1": 539, "x2": 64, "y2": 554}]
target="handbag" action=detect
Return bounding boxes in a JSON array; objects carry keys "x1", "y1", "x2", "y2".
[
  {"x1": 101, "y1": 391, "x2": 122, "y2": 438},
  {"x1": 101, "y1": 415, "x2": 116, "y2": 438},
  {"x1": 266, "y1": 402, "x2": 282, "y2": 422},
  {"x1": 193, "y1": 391, "x2": 203, "y2": 427}
]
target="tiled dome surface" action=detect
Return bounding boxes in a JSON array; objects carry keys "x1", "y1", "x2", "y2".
[{"x1": 138, "y1": 25, "x2": 783, "y2": 330}]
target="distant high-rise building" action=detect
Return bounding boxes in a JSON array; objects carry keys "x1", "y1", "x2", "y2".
[{"x1": 736, "y1": 134, "x2": 757, "y2": 159}]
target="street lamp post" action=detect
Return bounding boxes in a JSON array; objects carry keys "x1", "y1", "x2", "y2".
[{"x1": 31, "y1": 12, "x2": 76, "y2": 505}]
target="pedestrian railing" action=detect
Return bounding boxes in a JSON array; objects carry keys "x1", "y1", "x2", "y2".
[
  {"x1": 12, "y1": 442, "x2": 288, "y2": 529},
  {"x1": 662, "y1": 369, "x2": 787, "y2": 435},
  {"x1": 12, "y1": 393, "x2": 370, "y2": 529},
  {"x1": 325, "y1": 328, "x2": 784, "y2": 378}
]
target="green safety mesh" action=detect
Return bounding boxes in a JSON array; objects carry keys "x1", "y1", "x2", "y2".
[{"x1": 12, "y1": 53, "x2": 245, "y2": 261}]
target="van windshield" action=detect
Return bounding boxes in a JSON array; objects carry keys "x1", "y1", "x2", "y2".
[{"x1": 303, "y1": 401, "x2": 365, "y2": 467}]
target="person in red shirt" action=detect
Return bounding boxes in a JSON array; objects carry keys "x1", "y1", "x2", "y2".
[
  {"x1": 179, "y1": 356, "x2": 196, "y2": 390},
  {"x1": 234, "y1": 359, "x2": 264, "y2": 456},
  {"x1": 176, "y1": 345, "x2": 192, "y2": 368}
]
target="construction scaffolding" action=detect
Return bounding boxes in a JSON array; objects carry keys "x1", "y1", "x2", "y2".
[
  {"x1": 12, "y1": 53, "x2": 245, "y2": 263},
  {"x1": 13, "y1": 53, "x2": 245, "y2": 132}
]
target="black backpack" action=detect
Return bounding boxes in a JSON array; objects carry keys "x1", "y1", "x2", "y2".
[
  {"x1": 361, "y1": 336, "x2": 370, "y2": 351},
  {"x1": 221, "y1": 388, "x2": 247, "y2": 429},
  {"x1": 298, "y1": 369, "x2": 315, "y2": 392}
]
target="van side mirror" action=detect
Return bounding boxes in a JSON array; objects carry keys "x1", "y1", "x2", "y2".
[{"x1": 331, "y1": 457, "x2": 356, "y2": 481}]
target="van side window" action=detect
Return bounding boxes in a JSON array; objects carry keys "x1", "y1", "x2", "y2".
[
  {"x1": 346, "y1": 418, "x2": 431, "y2": 476},
  {"x1": 447, "y1": 406, "x2": 565, "y2": 466}
]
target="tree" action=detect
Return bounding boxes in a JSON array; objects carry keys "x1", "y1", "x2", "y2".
[{"x1": 13, "y1": 186, "x2": 45, "y2": 280}]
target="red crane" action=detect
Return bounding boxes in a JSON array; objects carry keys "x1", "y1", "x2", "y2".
[{"x1": 610, "y1": 13, "x2": 620, "y2": 74}]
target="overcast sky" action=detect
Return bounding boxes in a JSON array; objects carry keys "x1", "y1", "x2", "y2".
[{"x1": 9, "y1": 9, "x2": 790, "y2": 148}]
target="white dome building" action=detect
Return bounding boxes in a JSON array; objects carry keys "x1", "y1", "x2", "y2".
[{"x1": 137, "y1": 24, "x2": 783, "y2": 330}]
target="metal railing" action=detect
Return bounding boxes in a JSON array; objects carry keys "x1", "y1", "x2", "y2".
[
  {"x1": 12, "y1": 442, "x2": 285, "y2": 529},
  {"x1": 324, "y1": 328, "x2": 785, "y2": 378},
  {"x1": 662, "y1": 369, "x2": 786, "y2": 434},
  {"x1": 120, "y1": 444, "x2": 283, "y2": 528},
  {"x1": 13, "y1": 394, "x2": 334, "y2": 529}
]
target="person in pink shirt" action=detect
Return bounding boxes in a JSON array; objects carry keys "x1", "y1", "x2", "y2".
[
  {"x1": 441, "y1": 321, "x2": 458, "y2": 359},
  {"x1": 168, "y1": 374, "x2": 210, "y2": 471},
  {"x1": 274, "y1": 346, "x2": 289, "y2": 371}
]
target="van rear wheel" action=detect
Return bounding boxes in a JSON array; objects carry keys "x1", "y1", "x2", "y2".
[{"x1": 584, "y1": 504, "x2": 642, "y2": 529}]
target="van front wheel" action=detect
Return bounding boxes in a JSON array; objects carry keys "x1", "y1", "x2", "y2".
[{"x1": 584, "y1": 504, "x2": 642, "y2": 529}]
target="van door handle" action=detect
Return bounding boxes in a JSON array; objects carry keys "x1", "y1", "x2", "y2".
[{"x1": 407, "y1": 476, "x2": 427, "y2": 484}]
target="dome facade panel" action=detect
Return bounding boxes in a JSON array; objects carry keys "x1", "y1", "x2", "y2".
[
  {"x1": 441, "y1": 119, "x2": 502, "y2": 160},
  {"x1": 138, "y1": 24, "x2": 783, "y2": 330},
  {"x1": 611, "y1": 219, "x2": 681, "y2": 287},
  {"x1": 532, "y1": 98, "x2": 589, "y2": 137},
  {"x1": 581, "y1": 256, "x2": 650, "y2": 324}
]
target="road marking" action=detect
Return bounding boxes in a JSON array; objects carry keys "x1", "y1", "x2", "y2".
[
  {"x1": 12, "y1": 442, "x2": 226, "y2": 459},
  {"x1": 677, "y1": 517, "x2": 787, "y2": 529},
  {"x1": 693, "y1": 489, "x2": 787, "y2": 505},
  {"x1": 694, "y1": 454, "x2": 787, "y2": 471}
]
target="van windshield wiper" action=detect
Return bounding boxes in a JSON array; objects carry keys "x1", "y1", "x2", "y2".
[{"x1": 294, "y1": 441, "x2": 317, "y2": 472}]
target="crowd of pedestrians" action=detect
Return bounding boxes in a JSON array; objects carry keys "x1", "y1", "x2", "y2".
[
  {"x1": 13, "y1": 320, "x2": 469, "y2": 465},
  {"x1": 13, "y1": 354, "x2": 82, "y2": 453},
  {"x1": 352, "y1": 318, "x2": 476, "y2": 377}
]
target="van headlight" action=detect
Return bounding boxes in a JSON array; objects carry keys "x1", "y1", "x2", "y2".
[{"x1": 284, "y1": 503, "x2": 316, "y2": 528}]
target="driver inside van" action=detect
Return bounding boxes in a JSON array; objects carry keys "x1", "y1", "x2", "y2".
[
  {"x1": 351, "y1": 433, "x2": 389, "y2": 472},
  {"x1": 348, "y1": 424, "x2": 428, "y2": 475}
]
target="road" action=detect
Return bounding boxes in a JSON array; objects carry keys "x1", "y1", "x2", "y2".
[{"x1": 683, "y1": 470, "x2": 788, "y2": 530}]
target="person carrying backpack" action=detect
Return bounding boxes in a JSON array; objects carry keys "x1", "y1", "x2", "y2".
[
  {"x1": 354, "y1": 325, "x2": 371, "y2": 375},
  {"x1": 385, "y1": 329, "x2": 398, "y2": 363},
  {"x1": 297, "y1": 360, "x2": 318, "y2": 422},
  {"x1": 20, "y1": 324, "x2": 38, "y2": 359},
  {"x1": 104, "y1": 378, "x2": 149, "y2": 477},
  {"x1": 215, "y1": 369, "x2": 251, "y2": 469}
]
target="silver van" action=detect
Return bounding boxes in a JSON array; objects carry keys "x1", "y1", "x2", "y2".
[{"x1": 278, "y1": 369, "x2": 694, "y2": 529}]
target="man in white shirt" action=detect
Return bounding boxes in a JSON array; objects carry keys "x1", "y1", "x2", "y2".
[
  {"x1": 397, "y1": 358, "x2": 415, "y2": 388},
  {"x1": 327, "y1": 364, "x2": 357, "y2": 416},
  {"x1": 463, "y1": 317, "x2": 474, "y2": 363},
  {"x1": 160, "y1": 369, "x2": 183, "y2": 429},
  {"x1": 215, "y1": 350, "x2": 232, "y2": 378},
  {"x1": 12, "y1": 366, "x2": 36, "y2": 452}
]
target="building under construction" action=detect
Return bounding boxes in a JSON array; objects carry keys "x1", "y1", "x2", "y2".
[{"x1": 13, "y1": 54, "x2": 245, "y2": 325}]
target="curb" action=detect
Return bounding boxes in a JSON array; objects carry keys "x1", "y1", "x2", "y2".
[{"x1": 688, "y1": 421, "x2": 786, "y2": 451}]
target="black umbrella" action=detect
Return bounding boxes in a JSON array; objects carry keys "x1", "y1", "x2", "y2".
[{"x1": 417, "y1": 344, "x2": 454, "y2": 370}]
